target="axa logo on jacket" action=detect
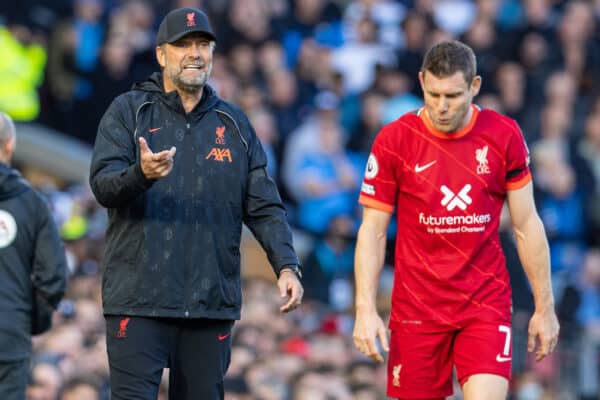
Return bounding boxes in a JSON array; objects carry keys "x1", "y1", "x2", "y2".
[{"x1": 205, "y1": 148, "x2": 232, "y2": 162}]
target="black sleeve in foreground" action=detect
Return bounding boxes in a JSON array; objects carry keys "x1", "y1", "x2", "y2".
[
  {"x1": 89, "y1": 97, "x2": 154, "y2": 208},
  {"x1": 244, "y1": 167, "x2": 299, "y2": 277},
  {"x1": 31, "y1": 199, "x2": 67, "y2": 308}
]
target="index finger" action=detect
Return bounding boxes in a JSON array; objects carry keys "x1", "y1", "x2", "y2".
[
  {"x1": 280, "y1": 297, "x2": 295, "y2": 313},
  {"x1": 365, "y1": 337, "x2": 383, "y2": 363},
  {"x1": 153, "y1": 149, "x2": 174, "y2": 161},
  {"x1": 280, "y1": 282, "x2": 302, "y2": 312},
  {"x1": 535, "y1": 335, "x2": 552, "y2": 361}
]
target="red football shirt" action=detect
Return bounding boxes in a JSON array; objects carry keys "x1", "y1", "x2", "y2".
[{"x1": 359, "y1": 105, "x2": 531, "y2": 332}]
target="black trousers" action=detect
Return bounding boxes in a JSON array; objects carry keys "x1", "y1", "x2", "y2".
[
  {"x1": 105, "y1": 316, "x2": 234, "y2": 400},
  {"x1": 0, "y1": 359, "x2": 28, "y2": 400}
]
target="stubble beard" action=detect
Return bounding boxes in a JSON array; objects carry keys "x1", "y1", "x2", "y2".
[
  {"x1": 434, "y1": 117, "x2": 459, "y2": 133},
  {"x1": 170, "y1": 62, "x2": 213, "y2": 94}
]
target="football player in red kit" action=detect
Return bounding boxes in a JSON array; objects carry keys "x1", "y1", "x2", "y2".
[{"x1": 352, "y1": 40, "x2": 559, "y2": 400}]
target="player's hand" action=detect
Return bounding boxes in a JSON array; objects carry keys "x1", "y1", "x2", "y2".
[
  {"x1": 277, "y1": 270, "x2": 303, "y2": 313},
  {"x1": 353, "y1": 310, "x2": 389, "y2": 363},
  {"x1": 527, "y1": 307, "x2": 560, "y2": 362},
  {"x1": 139, "y1": 137, "x2": 176, "y2": 180}
]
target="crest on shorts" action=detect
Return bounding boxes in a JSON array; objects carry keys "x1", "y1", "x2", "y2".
[
  {"x1": 117, "y1": 317, "x2": 130, "y2": 338},
  {"x1": 392, "y1": 364, "x2": 402, "y2": 387}
]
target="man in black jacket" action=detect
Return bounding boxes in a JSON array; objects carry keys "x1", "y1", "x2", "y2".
[
  {"x1": 89, "y1": 7, "x2": 304, "y2": 400},
  {"x1": 0, "y1": 112, "x2": 67, "y2": 400}
]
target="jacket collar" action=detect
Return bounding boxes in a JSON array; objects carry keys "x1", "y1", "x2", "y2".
[{"x1": 132, "y1": 72, "x2": 219, "y2": 116}]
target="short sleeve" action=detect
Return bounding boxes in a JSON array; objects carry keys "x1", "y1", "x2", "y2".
[
  {"x1": 505, "y1": 119, "x2": 532, "y2": 190},
  {"x1": 358, "y1": 126, "x2": 398, "y2": 213}
]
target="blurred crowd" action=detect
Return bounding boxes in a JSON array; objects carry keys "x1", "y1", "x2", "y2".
[{"x1": 1, "y1": 0, "x2": 600, "y2": 399}]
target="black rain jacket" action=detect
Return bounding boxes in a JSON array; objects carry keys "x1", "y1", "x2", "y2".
[
  {"x1": 89, "y1": 73, "x2": 299, "y2": 320},
  {"x1": 0, "y1": 163, "x2": 67, "y2": 361}
]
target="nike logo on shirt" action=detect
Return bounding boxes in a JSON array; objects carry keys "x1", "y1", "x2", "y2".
[
  {"x1": 149, "y1": 127, "x2": 162, "y2": 133},
  {"x1": 218, "y1": 333, "x2": 230, "y2": 341},
  {"x1": 414, "y1": 160, "x2": 437, "y2": 173}
]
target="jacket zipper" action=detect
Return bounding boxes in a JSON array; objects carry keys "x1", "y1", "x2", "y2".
[{"x1": 184, "y1": 114, "x2": 191, "y2": 318}]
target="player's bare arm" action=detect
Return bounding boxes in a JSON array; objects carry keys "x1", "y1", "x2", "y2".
[
  {"x1": 353, "y1": 207, "x2": 391, "y2": 363},
  {"x1": 506, "y1": 182, "x2": 560, "y2": 362}
]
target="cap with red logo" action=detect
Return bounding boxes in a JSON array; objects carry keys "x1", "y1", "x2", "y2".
[{"x1": 156, "y1": 7, "x2": 216, "y2": 45}]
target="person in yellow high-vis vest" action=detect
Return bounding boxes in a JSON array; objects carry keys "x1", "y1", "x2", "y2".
[{"x1": 0, "y1": 26, "x2": 47, "y2": 121}]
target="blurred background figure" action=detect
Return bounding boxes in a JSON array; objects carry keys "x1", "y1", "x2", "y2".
[
  {"x1": 58, "y1": 377, "x2": 101, "y2": 400},
  {"x1": 0, "y1": 112, "x2": 67, "y2": 400},
  {"x1": 292, "y1": 112, "x2": 361, "y2": 234},
  {"x1": 0, "y1": 24, "x2": 46, "y2": 121}
]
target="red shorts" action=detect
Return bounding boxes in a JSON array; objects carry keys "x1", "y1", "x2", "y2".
[{"x1": 387, "y1": 319, "x2": 512, "y2": 399}]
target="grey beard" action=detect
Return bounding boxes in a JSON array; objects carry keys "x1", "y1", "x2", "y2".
[
  {"x1": 175, "y1": 79, "x2": 204, "y2": 94},
  {"x1": 174, "y1": 73, "x2": 208, "y2": 94},
  {"x1": 172, "y1": 62, "x2": 212, "y2": 94}
]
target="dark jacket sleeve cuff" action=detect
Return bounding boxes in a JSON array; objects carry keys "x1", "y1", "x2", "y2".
[{"x1": 133, "y1": 163, "x2": 155, "y2": 189}]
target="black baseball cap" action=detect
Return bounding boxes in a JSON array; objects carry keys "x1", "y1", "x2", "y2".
[{"x1": 156, "y1": 8, "x2": 216, "y2": 46}]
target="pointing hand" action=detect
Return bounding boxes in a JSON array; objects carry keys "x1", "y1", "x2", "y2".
[{"x1": 139, "y1": 137, "x2": 176, "y2": 180}]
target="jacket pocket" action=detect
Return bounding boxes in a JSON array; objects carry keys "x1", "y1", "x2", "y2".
[
  {"x1": 106, "y1": 218, "x2": 144, "y2": 266},
  {"x1": 102, "y1": 262, "x2": 140, "y2": 308}
]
